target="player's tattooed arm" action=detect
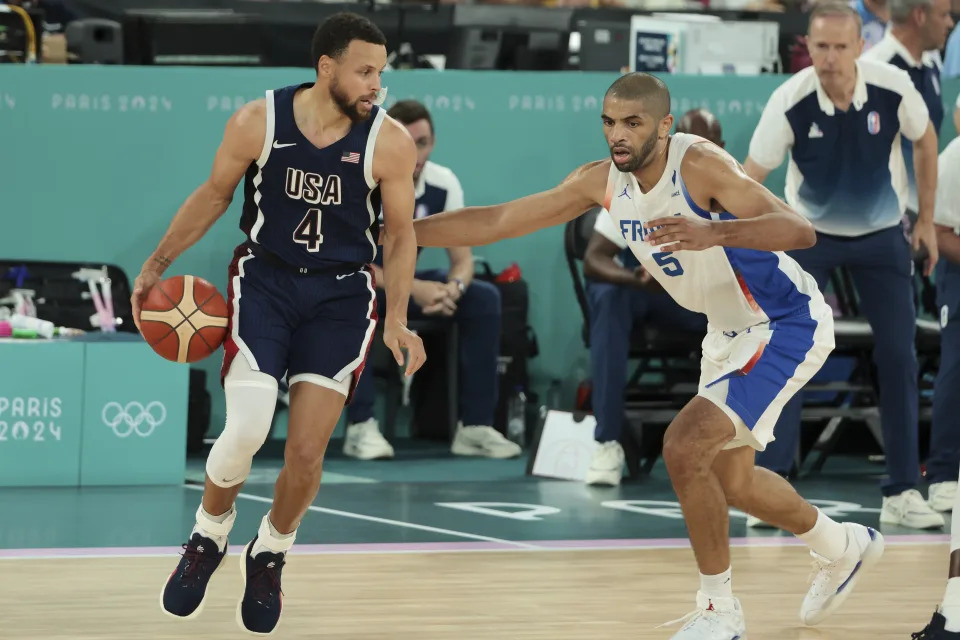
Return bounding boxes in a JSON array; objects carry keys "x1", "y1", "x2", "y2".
[
  {"x1": 132, "y1": 100, "x2": 263, "y2": 333},
  {"x1": 411, "y1": 160, "x2": 608, "y2": 247},
  {"x1": 645, "y1": 143, "x2": 816, "y2": 253},
  {"x1": 141, "y1": 99, "x2": 264, "y2": 276}
]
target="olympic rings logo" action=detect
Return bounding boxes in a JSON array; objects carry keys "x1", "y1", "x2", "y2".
[{"x1": 101, "y1": 401, "x2": 166, "y2": 438}]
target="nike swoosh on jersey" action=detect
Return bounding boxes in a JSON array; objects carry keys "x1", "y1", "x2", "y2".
[{"x1": 273, "y1": 141, "x2": 296, "y2": 149}]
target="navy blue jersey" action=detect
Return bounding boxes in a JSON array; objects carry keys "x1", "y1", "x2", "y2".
[
  {"x1": 863, "y1": 34, "x2": 944, "y2": 212},
  {"x1": 239, "y1": 83, "x2": 384, "y2": 268},
  {"x1": 749, "y1": 59, "x2": 930, "y2": 237}
]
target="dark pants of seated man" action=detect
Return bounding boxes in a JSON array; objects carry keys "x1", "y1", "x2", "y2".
[
  {"x1": 586, "y1": 278, "x2": 707, "y2": 443},
  {"x1": 925, "y1": 258, "x2": 960, "y2": 484},
  {"x1": 347, "y1": 269, "x2": 502, "y2": 427},
  {"x1": 755, "y1": 227, "x2": 920, "y2": 497}
]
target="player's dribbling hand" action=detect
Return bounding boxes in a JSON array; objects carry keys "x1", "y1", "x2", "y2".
[
  {"x1": 383, "y1": 319, "x2": 426, "y2": 377},
  {"x1": 912, "y1": 219, "x2": 939, "y2": 277},
  {"x1": 643, "y1": 216, "x2": 718, "y2": 252},
  {"x1": 130, "y1": 269, "x2": 161, "y2": 334}
]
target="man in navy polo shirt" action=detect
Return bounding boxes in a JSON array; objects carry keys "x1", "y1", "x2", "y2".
[
  {"x1": 912, "y1": 133, "x2": 960, "y2": 640},
  {"x1": 744, "y1": 1, "x2": 942, "y2": 529},
  {"x1": 863, "y1": 0, "x2": 953, "y2": 216},
  {"x1": 863, "y1": 0, "x2": 956, "y2": 514},
  {"x1": 343, "y1": 100, "x2": 520, "y2": 461}
]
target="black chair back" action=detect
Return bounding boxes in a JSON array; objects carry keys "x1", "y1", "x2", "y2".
[{"x1": 563, "y1": 207, "x2": 602, "y2": 344}]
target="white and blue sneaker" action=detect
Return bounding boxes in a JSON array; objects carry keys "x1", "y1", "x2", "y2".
[
  {"x1": 660, "y1": 591, "x2": 747, "y2": 639},
  {"x1": 800, "y1": 523, "x2": 884, "y2": 626}
]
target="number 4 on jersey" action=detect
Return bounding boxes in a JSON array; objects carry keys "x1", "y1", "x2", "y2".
[{"x1": 293, "y1": 208, "x2": 324, "y2": 252}]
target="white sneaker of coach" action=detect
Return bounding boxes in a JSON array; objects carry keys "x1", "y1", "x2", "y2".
[
  {"x1": 584, "y1": 441, "x2": 624, "y2": 486},
  {"x1": 343, "y1": 419, "x2": 395, "y2": 460},
  {"x1": 928, "y1": 481, "x2": 958, "y2": 513},
  {"x1": 451, "y1": 424, "x2": 521, "y2": 459},
  {"x1": 880, "y1": 489, "x2": 945, "y2": 529}
]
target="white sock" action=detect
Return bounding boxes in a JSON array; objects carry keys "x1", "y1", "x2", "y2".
[
  {"x1": 192, "y1": 504, "x2": 236, "y2": 552},
  {"x1": 251, "y1": 512, "x2": 296, "y2": 557},
  {"x1": 943, "y1": 578, "x2": 960, "y2": 632},
  {"x1": 700, "y1": 567, "x2": 733, "y2": 599},
  {"x1": 944, "y1": 479, "x2": 960, "y2": 633},
  {"x1": 797, "y1": 508, "x2": 848, "y2": 561},
  {"x1": 951, "y1": 477, "x2": 960, "y2": 555}
]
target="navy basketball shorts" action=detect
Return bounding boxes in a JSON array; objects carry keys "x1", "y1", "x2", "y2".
[{"x1": 220, "y1": 244, "x2": 378, "y2": 402}]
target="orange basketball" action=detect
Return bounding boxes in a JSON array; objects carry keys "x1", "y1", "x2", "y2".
[{"x1": 140, "y1": 275, "x2": 229, "y2": 363}]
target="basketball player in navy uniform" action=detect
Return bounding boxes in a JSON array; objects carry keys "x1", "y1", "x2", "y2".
[
  {"x1": 407, "y1": 72, "x2": 882, "y2": 639},
  {"x1": 130, "y1": 13, "x2": 426, "y2": 635}
]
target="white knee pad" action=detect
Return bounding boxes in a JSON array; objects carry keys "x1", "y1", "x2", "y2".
[{"x1": 206, "y1": 354, "x2": 279, "y2": 488}]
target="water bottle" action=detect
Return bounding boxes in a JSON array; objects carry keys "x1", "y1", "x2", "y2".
[
  {"x1": 507, "y1": 386, "x2": 526, "y2": 446},
  {"x1": 10, "y1": 313, "x2": 55, "y2": 339},
  {"x1": 547, "y1": 379, "x2": 562, "y2": 410}
]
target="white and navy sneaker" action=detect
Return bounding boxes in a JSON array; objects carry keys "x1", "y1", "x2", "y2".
[
  {"x1": 237, "y1": 536, "x2": 286, "y2": 635},
  {"x1": 801, "y1": 523, "x2": 884, "y2": 625},
  {"x1": 160, "y1": 532, "x2": 227, "y2": 619},
  {"x1": 913, "y1": 609, "x2": 960, "y2": 638}
]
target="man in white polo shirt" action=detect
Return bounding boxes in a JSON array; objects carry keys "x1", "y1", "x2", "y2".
[
  {"x1": 912, "y1": 134, "x2": 960, "y2": 639},
  {"x1": 863, "y1": 0, "x2": 956, "y2": 512},
  {"x1": 744, "y1": 0, "x2": 942, "y2": 529}
]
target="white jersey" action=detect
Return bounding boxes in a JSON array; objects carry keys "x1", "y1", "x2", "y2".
[{"x1": 602, "y1": 133, "x2": 827, "y2": 332}]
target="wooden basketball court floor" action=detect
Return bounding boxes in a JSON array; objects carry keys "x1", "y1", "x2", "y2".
[{"x1": 0, "y1": 448, "x2": 950, "y2": 639}]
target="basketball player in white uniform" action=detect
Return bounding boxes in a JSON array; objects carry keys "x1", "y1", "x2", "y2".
[{"x1": 409, "y1": 72, "x2": 884, "y2": 638}]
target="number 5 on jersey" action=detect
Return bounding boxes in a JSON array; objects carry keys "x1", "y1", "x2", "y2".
[
  {"x1": 294, "y1": 208, "x2": 324, "y2": 252},
  {"x1": 653, "y1": 252, "x2": 683, "y2": 276}
]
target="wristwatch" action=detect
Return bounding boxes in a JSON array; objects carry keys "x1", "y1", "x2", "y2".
[{"x1": 450, "y1": 278, "x2": 466, "y2": 295}]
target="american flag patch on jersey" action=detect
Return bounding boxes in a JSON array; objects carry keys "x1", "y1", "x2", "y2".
[{"x1": 341, "y1": 151, "x2": 360, "y2": 164}]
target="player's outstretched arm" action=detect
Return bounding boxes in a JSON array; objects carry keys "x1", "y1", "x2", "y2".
[
  {"x1": 131, "y1": 100, "x2": 264, "y2": 330},
  {"x1": 645, "y1": 143, "x2": 815, "y2": 254},
  {"x1": 411, "y1": 161, "x2": 608, "y2": 248},
  {"x1": 375, "y1": 119, "x2": 426, "y2": 377}
]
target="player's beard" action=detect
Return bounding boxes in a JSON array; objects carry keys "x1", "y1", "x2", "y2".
[
  {"x1": 613, "y1": 127, "x2": 659, "y2": 173},
  {"x1": 330, "y1": 76, "x2": 369, "y2": 124}
]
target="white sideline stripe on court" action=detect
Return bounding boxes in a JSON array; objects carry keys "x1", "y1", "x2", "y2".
[
  {"x1": 184, "y1": 484, "x2": 540, "y2": 550},
  {"x1": 0, "y1": 535, "x2": 949, "y2": 561}
]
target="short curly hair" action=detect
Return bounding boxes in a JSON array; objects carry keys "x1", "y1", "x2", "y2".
[{"x1": 310, "y1": 12, "x2": 387, "y2": 70}]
